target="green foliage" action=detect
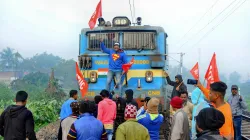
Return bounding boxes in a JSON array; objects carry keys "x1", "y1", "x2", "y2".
[
  {"x1": 26, "y1": 99, "x2": 63, "y2": 130},
  {"x1": 0, "y1": 98, "x2": 63, "y2": 132},
  {"x1": 54, "y1": 59, "x2": 78, "y2": 89},
  {"x1": 20, "y1": 52, "x2": 63, "y2": 73},
  {"x1": 0, "y1": 47, "x2": 23, "y2": 71},
  {"x1": 0, "y1": 83, "x2": 14, "y2": 101}
]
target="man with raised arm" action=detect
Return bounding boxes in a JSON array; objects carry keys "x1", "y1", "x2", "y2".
[{"x1": 100, "y1": 39, "x2": 128, "y2": 96}]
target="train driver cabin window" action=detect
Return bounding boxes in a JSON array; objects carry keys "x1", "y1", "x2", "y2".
[
  {"x1": 123, "y1": 32, "x2": 156, "y2": 50},
  {"x1": 88, "y1": 32, "x2": 156, "y2": 50},
  {"x1": 88, "y1": 33, "x2": 119, "y2": 50}
]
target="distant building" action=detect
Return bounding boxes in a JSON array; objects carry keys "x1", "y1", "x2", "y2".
[{"x1": 0, "y1": 71, "x2": 23, "y2": 84}]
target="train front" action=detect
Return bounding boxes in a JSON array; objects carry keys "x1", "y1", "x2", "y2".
[{"x1": 78, "y1": 16, "x2": 169, "y2": 111}]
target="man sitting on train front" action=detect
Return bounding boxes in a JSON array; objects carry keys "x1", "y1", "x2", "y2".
[{"x1": 100, "y1": 39, "x2": 128, "y2": 96}]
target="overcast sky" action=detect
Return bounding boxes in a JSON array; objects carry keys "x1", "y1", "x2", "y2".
[{"x1": 0, "y1": 0, "x2": 249, "y2": 81}]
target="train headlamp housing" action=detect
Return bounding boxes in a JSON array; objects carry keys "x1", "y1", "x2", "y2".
[
  {"x1": 145, "y1": 71, "x2": 153, "y2": 83},
  {"x1": 90, "y1": 71, "x2": 97, "y2": 83},
  {"x1": 112, "y1": 16, "x2": 131, "y2": 27}
]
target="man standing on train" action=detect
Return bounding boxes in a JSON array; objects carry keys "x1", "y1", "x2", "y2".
[
  {"x1": 100, "y1": 39, "x2": 128, "y2": 96},
  {"x1": 227, "y1": 85, "x2": 248, "y2": 140}
]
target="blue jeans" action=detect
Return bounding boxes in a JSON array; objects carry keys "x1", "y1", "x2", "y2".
[
  {"x1": 233, "y1": 116, "x2": 242, "y2": 140},
  {"x1": 106, "y1": 70, "x2": 123, "y2": 96},
  {"x1": 105, "y1": 129, "x2": 114, "y2": 140}
]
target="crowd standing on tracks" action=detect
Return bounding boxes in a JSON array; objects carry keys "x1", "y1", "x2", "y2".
[
  {"x1": 0, "y1": 79, "x2": 248, "y2": 140},
  {"x1": 0, "y1": 41, "x2": 249, "y2": 140}
]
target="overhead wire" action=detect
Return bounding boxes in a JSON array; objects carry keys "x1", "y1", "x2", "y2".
[
  {"x1": 132, "y1": 0, "x2": 136, "y2": 22},
  {"x1": 129, "y1": 0, "x2": 134, "y2": 24},
  {"x1": 175, "y1": 0, "x2": 220, "y2": 46},
  {"x1": 177, "y1": 0, "x2": 239, "y2": 50},
  {"x1": 186, "y1": 0, "x2": 247, "y2": 52}
]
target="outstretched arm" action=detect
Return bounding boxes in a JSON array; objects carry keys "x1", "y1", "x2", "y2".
[
  {"x1": 196, "y1": 81, "x2": 210, "y2": 101},
  {"x1": 100, "y1": 42, "x2": 111, "y2": 54}
]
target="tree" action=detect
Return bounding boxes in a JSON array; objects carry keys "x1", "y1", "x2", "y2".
[
  {"x1": 54, "y1": 59, "x2": 78, "y2": 89},
  {"x1": 0, "y1": 47, "x2": 15, "y2": 71},
  {"x1": 229, "y1": 71, "x2": 241, "y2": 85},
  {"x1": 0, "y1": 47, "x2": 23, "y2": 73},
  {"x1": 20, "y1": 52, "x2": 63, "y2": 73}
]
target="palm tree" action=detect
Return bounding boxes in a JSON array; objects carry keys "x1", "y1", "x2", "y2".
[
  {"x1": 0, "y1": 47, "x2": 15, "y2": 71},
  {"x1": 0, "y1": 47, "x2": 23, "y2": 73}
]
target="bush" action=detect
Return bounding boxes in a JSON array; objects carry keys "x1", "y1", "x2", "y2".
[
  {"x1": 0, "y1": 98, "x2": 63, "y2": 132},
  {"x1": 0, "y1": 83, "x2": 14, "y2": 101}
]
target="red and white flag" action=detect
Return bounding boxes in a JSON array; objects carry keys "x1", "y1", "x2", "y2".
[
  {"x1": 190, "y1": 62, "x2": 199, "y2": 80},
  {"x1": 76, "y1": 62, "x2": 88, "y2": 98},
  {"x1": 88, "y1": 0, "x2": 102, "y2": 30},
  {"x1": 205, "y1": 53, "x2": 220, "y2": 89}
]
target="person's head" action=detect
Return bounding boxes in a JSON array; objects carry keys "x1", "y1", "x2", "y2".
[
  {"x1": 124, "y1": 104, "x2": 137, "y2": 120},
  {"x1": 195, "y1": 107, "x2": 225, "y2": 133},
  {"x1": 180, "y1": 91, "x2": 188, "y2": 102},
  {"x1": 147, "y1": 97, "x2": 160, "y2": 114},
  {"x1": 70, "y1": 90, "x2": 78, "y2": 100},
  {"x1": 113, "y1": 42, "x2": 120, "y2": 52},
  {"x1": 170, "y1": 96, "x2": 183, "y2": 111},
  {"x1": 125, "y1": 89, "x2": 134, "y2": 103},
  {"x1": 209, "y1": 82, "x2": 227, "y2": 103},
  {"x1": 100, "y1": 89, "x2": 110, "y2": 99},
  {"x1": 70, "y1": 102, "x2": 80, "y2": 116},
  {"x1": 15, "y1": 91, "x2": 28, "y2": 105},
  {"x1": 94, "y1": 95, "x2": 103, "y2": 104},
  {"x1": 231, "y1": 85, "x2": 238, "y2": 95},
  {"x1": 79, "y1": 101, "x2": 95, "y2": 115},
  {"x1": 143, "y1": 97, "x2": 151, "y2": 109},
  {"x1": 175, "y1": 75, "x2": 183, "y2": 84}
]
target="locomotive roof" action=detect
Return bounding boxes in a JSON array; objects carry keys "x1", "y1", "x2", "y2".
[{"x1": 81, "y1": 25, "x2": 166, "y2": 35}]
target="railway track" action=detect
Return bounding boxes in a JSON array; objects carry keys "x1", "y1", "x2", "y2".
[{"x1": 242, "y1": 112, "x2": 250, "y2": 140}]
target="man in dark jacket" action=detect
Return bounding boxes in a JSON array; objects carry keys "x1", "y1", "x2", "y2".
[
  {"x1": 196, "y1": 107, "x2": 227, "y2": 140},
  {"x1": 117, "y1": 89, "x2": 138, "y2": 110},
  {"x1": 165, "y1": 72, "x2": 187, "y2": 98},
  {"x1": 0, "y1": 91, "x2": 37, "y2": 140}
]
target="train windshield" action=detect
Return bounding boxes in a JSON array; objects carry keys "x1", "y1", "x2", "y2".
[{"x1": 87, "y1": 32, "x2": 156, "y2": 51}]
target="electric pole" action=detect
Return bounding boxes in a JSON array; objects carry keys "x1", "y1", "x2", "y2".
[{"x1": 180, "y1": 52, "x2": 185, "y2": 75}]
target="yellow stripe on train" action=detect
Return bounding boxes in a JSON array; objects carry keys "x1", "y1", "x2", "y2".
[{"x1": 81, "y1": 69, "x2": 165, "y2": 81}]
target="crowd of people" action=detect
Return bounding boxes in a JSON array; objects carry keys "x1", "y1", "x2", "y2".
[
  {"x1": 0, "y1": 78, "x2": 248, "y2": 140},
  {"x1": 0, "y1": 40, "x2": 248, "y2": 140}
]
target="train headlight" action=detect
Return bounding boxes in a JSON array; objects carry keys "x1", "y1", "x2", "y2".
[
  {"x1": 112, "y1": 16, "x2": 131, "y2": 27},
  {"x1": 90, "y1": 71, "x2": 97, "y2": 83},
  {"x1": 145, "y1": 71, "x2": 153, "y2": 83}
]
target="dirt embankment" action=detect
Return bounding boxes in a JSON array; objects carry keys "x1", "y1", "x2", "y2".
[{"x1": 36, "y1": 120, "x2": 60, "y2": 140}]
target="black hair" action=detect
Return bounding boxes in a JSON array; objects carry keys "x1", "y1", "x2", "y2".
[
  {"x1": 210, "y1": 81, "x2": 227, "y2": 97},
  {"x1": 100, "y1": 89, "x2": 109, "y2": 98},
  {"x1": 79, "y1": 101, "x2": 96, "y2": 114},
  {"x1": 69, "y1": 90, "x2": 78, "y2": 97},
  {"x1": 94, "y1": 95, "x2": 103, "y2": 104},
  {"x1": 144, "y1": 97, "x2": 151, "y2": 106},
  {"x1": 180, "y1": 91, "x2": 188, "y2": 97},
  {"x1": 16, "y1": 91, "x2": 28, "y2": 102}
]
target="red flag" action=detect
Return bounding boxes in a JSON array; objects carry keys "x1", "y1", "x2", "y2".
[
  {"x1": 88, "y1": 0, "x2": 102, "y2": 30},
  {"x1": 205, "y1": 53, "x2": 220, "y2": 89},
  {"x1": 76, "y1": 62, "x2": 88, "y2": 98},
  {"x1": 122, "y1": 57, "x2": 134, "y2": 74},
  {"x1": 190, "y1": 62, "x2": 199, "y2": 80}
]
